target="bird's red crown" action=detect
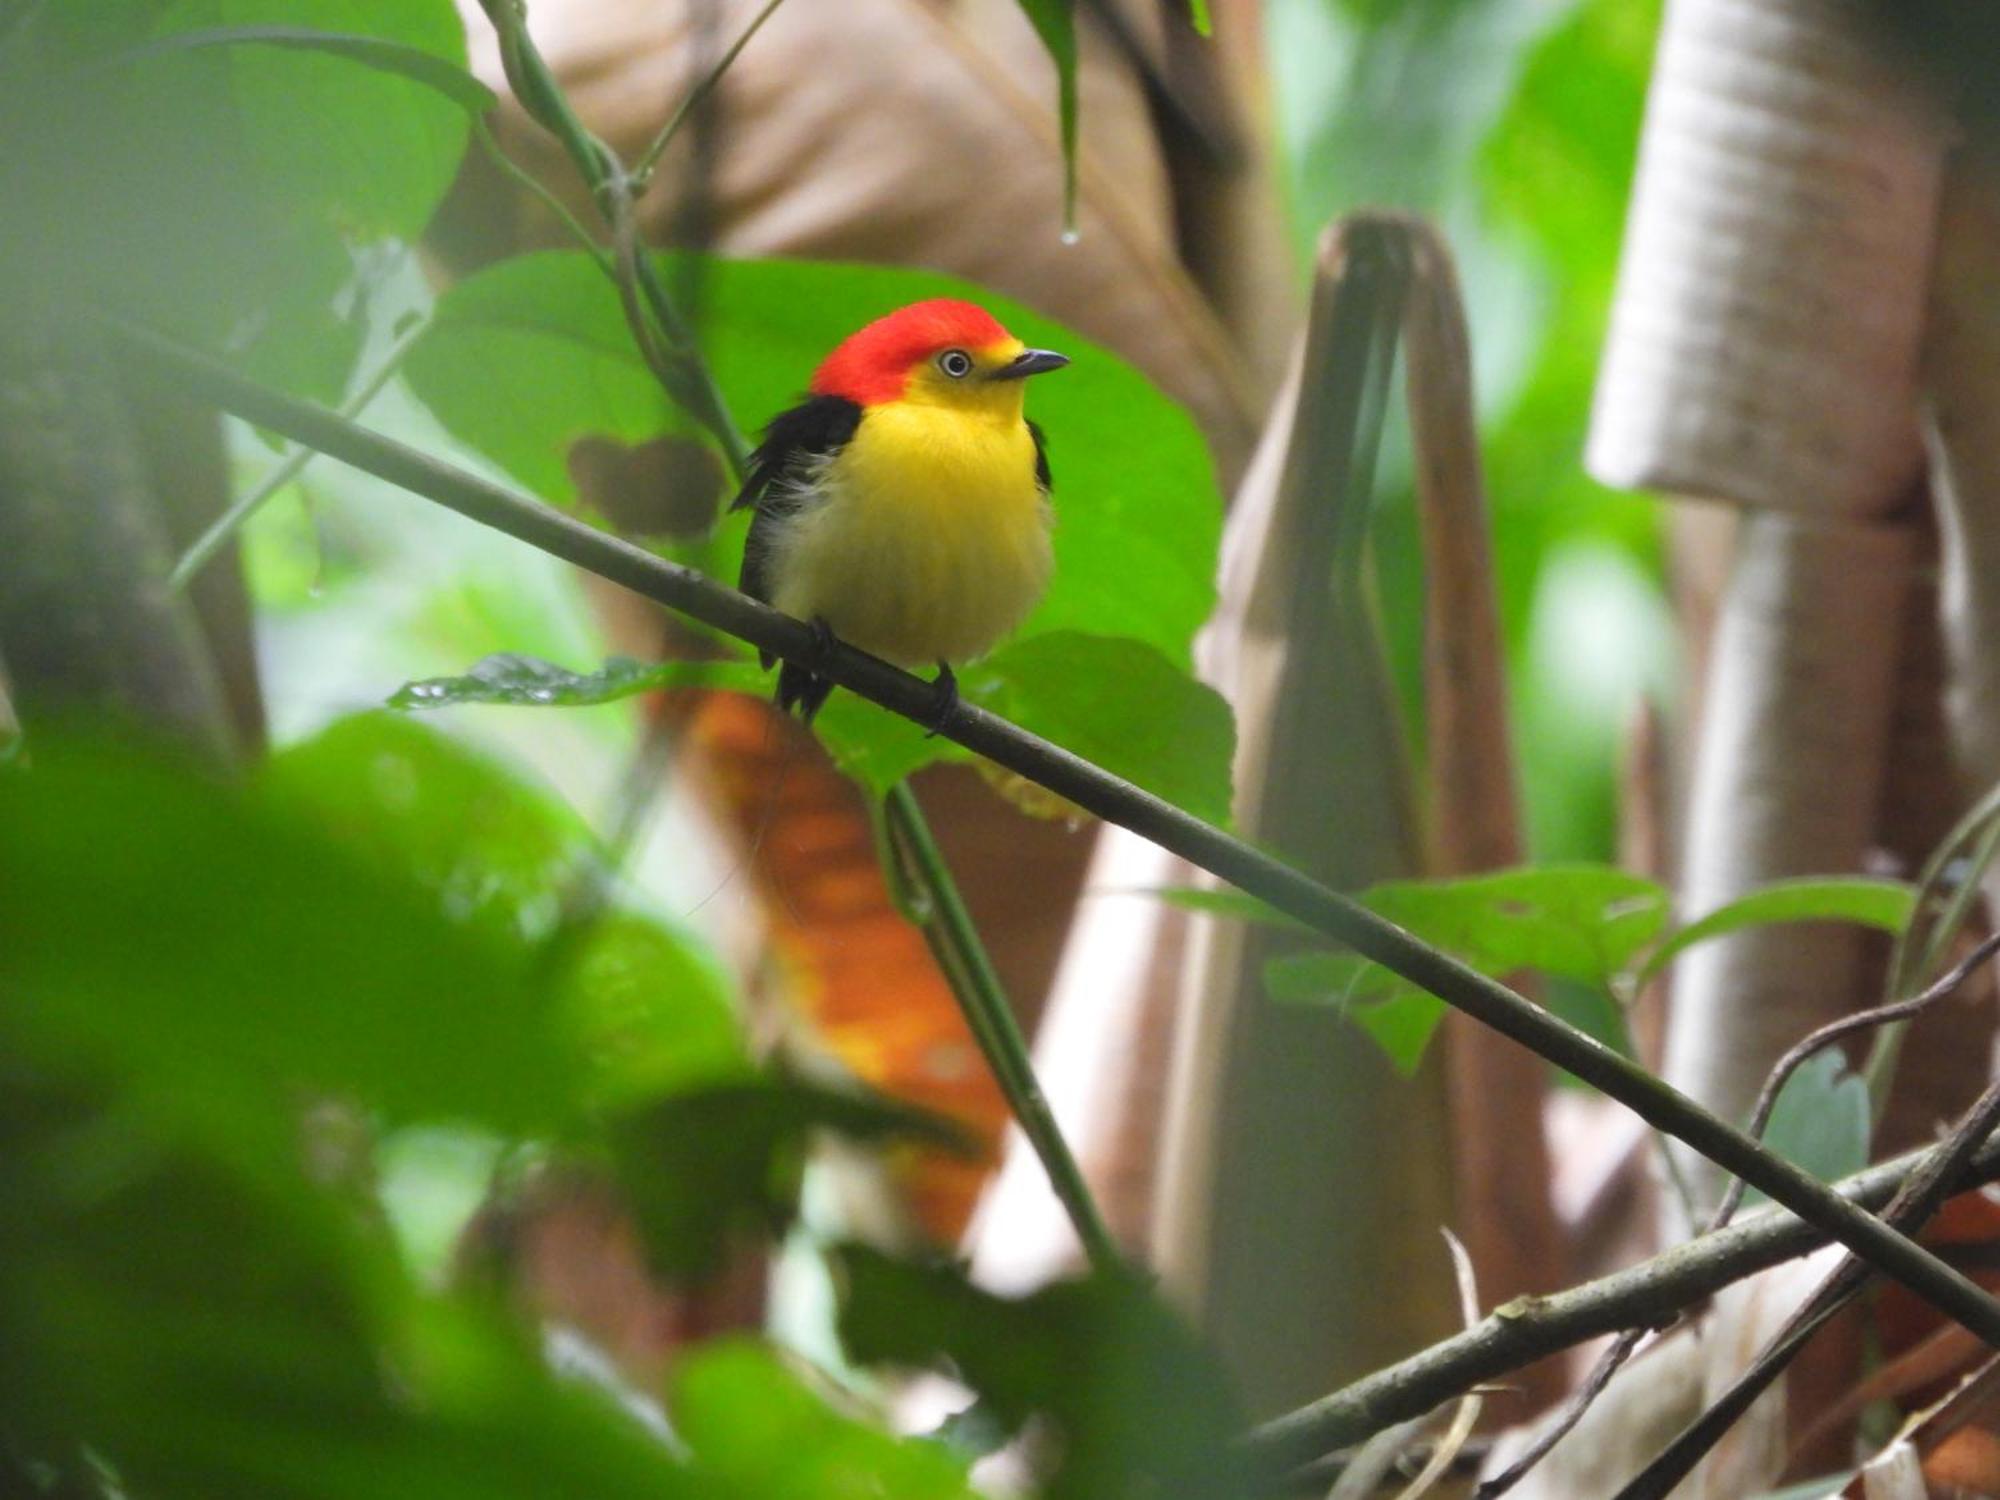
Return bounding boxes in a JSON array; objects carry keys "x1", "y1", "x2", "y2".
[{"x1": 811, "y1": 299, "x2": 1014, "y2": 406}]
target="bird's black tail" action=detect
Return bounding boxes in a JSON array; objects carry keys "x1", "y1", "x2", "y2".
[{"x1": 775, "y1": 659, "x2": 834, "y2": 723}]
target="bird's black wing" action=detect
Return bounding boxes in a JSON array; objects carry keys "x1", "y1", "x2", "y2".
[
  {"x1": 734, "y1": 394, "x2": 862, "y2": 709},
  {"x1": 734, "y1": 393, "x2": 863, "y2": 599},
  {"x1": 1027, "y1": 418, "x2": 1052, "y2": 494}
]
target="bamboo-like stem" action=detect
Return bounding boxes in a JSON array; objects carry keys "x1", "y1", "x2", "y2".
[
  {"x1": 107, "y1": 317, "x2": 2000, "y2": 1386},
  {"x1": 883, "y1": 783, "x2": 1120, "y2": 1271}
]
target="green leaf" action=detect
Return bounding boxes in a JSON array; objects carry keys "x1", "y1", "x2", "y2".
[
  {"x1": 0, "y1": 733, "x2": 574, "y2": 1172},
  {"x1": 964, "y1": 634, "x2": 1234, "y2": 824},
  {"x1": 834, "y1": 1246, "x2": 1251, "y2": 1500},
  {"x1": 1186, "y1": 0, "x2": 1213, "y2": 35},
  {"x1": 1364, "y1": 865, "x2": 1670, "y2": 987},
  {"x1": 153, "y1": 0, "x2": 473, "y2": 241},
  {"x1": 8, "y1": 1, "x2": 470, "y2": 403},
  {"x1": 1635, "y1": 878, "x2": 1919, "y2": 989},
  {"x1": 674, "y1": 1339, "x2": 979, "y2": 1499},
  {"x1": 406, "y1": 253, "x2": 1223, "y2": 669},
  {"x1": 613, "y1": 1079, "x2": 971, "y2": 1282},
  {"x1": 1013, "y1": 0, "x2": 1079, "y2": 225},
  {"x1": 391, "y1": 652, "x2": 765, "y2": 709},
  {"x1": 564, "y1": 911, "x2": 748, "y2": 1107},
  {"x1": 263, "y1": 710, "x2": 595, "y2": 943},
  {"x1": 1743, "y1": 1051, "x2": 1870, "y2": 1209},
  {"x1": 811, "y1": 632, "x2": 1236, "y2": 811},
  {"x1": 103, "y1": 24, "x2": 496, "y2": 115},
  {"x1": 1261, "y1": 865, "x2": 1667, "y2": 1073},
  {"x1": 403, "y1": 253, "x2": 677, "y2": 508},
  {"x1": 1263, "y1": 951, "x2": 1439, "y2": 1075}
]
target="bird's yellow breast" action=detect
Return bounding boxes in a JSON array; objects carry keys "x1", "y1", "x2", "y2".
[{"x1": 767, "y1": 401, "x2": 1053, "y2": 668}]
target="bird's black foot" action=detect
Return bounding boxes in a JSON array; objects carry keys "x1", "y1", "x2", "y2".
[
  {"x1": 775, "y1": 616, "x2": 839, "y2": 723},
  {"x1": 924, "y1": 662, "x2": 958, "y2": 738}
]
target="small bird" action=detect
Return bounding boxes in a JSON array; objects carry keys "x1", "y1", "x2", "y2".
[{"x1": 733, "y1": 298, "x2": 1068, "y2": 725}]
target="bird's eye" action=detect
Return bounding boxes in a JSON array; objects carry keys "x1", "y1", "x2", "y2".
[{"x1": 938, "y1": 349, "x2": 974, "y2": 379}]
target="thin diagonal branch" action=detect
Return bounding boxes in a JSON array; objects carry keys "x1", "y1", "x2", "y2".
[{"x1": 106, "y1": 318, "x2": 2000, "y2": 1418}]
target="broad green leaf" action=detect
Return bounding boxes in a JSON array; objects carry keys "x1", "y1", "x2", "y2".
[
  {"x1": 834, "y1": 1246, "x2": 1251, "y2": 1500},
  {"x1": 269, "y1": 713, "x2": 750, "y2": 1109},
  {"x1": 811, "y1": 632, "x2": 1235, "y2": 812},
  {"x1": 566, "y1": 912, "x2": 747, "y2": 1107},
  {"x1": 1014, "y1": 0, "x2": 1079, "y2": 225},
  {"x1": 0, "y1": 734, "x2": 572, "y2": 1169},
  {"x1": 154, "y1": 0, "x2": 472, "y2": 240},
  {"x1": 1261, "y1": 865, "x2": 1667, "y2": 1072},
  {"x1": 674, "y1": 1339, "x2": 979, "y2": 1499},
  {"x1": 963, "y1": 633, "x2": 1234, "y2": 825},
  {"x1": 1363, "y1": 865, "x2": 1670, "y2": 987},
  {"x1": 613, "y1": 1079, "x2": 970, "y2": 1282},
  {"x1": 392, "y1": 652, "x2": 765, "y2": 710},
  {"x1": 403, "y1": 254, "x2": 677, "y2": 507},
  {"x1": 10, "y1": 1, "x2": 470, "y2": 399},
  {"x1": 1186, "y1": 0, "x2": 1213, "y2": 34},
  {"x1": 264, "y1": 710, "x2": 595, "y2": 943},
  {"x1": 1742, "y1": 1052, "x2": 1870, "y2": 1209},
  {"x1": 405, "y1": 253, "x2": 1223, "y2": 669},
  {"x1": 107, "y1": 24, "x2": 495, "y2": 115},
  {"x1": 1635, "y1": 878, "x2": 1918, "y2": 989}
]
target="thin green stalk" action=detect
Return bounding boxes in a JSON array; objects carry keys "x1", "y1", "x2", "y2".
[
  {"x1": 883, "y1": 781, "x2": 1121, "y2": 1273},
  {"x1": 107, "y1": 320, "x2": 2000, "y2": 1394},
  {"x1": 632, "y1": 0, "x2": 791, "y2": 186},
  {"x1": 473, "y1": 116, "x2": 613, "y2": 272},
  {"x1": 168, "y1": 319, "x2": 424, "y2": 592}
]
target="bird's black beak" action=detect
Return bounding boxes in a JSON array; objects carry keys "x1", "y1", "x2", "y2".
[{"x1": 988, "y1": 348, "x2": 1070, "y2": 380}]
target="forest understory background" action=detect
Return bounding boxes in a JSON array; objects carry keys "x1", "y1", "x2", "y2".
[{"x1": 10, "y1": 0, "x2": 2000, "y2": 1497}]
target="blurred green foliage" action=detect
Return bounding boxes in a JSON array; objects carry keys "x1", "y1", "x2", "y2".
[
  {"x1": 0, "y1": 726, "x2": 1247, "y2": 1498},
  {"x1": 1267, "y1": 0, "x2": 1671, "y2": 858}
]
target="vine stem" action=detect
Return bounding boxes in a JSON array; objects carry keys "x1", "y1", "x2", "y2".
[
  {"x1": 106, "y1": 317, "x2": 2000, "y2": 1405},
  {"x1": 883, "y1": 782, "x2": 1121, "y2": 1271},
  {"x1": 167, "y1": 316, "x2": 426, "y2": 592}
]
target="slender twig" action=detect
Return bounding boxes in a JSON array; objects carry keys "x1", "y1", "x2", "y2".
[
  {"x1": 168, "y1": 318, "x2": 426, "y2": 591},
  {"x1": 472, "y1": 116, "x2": 613, "y2": 270},
  {"x1": 103, "y1": 317, "x2": 2000, "y2": 1412},
  {"x1": 632, "y1": 0, "x2": 791, "y2": 186},
  {"x1": 1613, "y1": 1071, "x2": 2000, "y2": 1500},
  {"x1": 1473, "y1": 1328, "x2": 1646, "y2": 1499},
  {"x1": 1711, "y1": 928, "x2": 2000, "y2": 1232},
  {"x1": 882, "y1": 782, "x2": 1121, "y2": 1272}
]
